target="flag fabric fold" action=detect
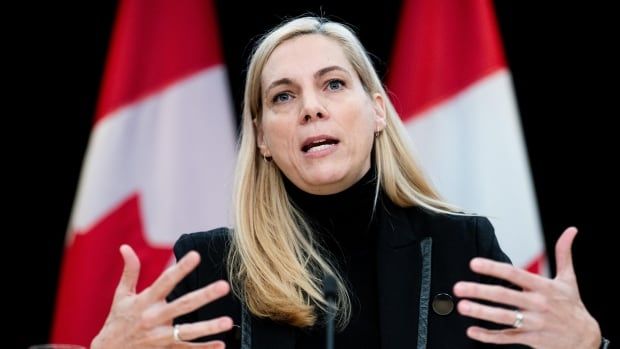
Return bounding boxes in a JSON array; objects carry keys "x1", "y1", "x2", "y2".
[
  {"x1": 388, "y1": 0, "x2": 546, "y2": 272},
  {"x1": 52, "y1": 0, "x2": 237, "y2": 345}
]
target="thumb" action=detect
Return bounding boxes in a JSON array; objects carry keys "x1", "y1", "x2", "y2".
[
  {"x1": 115, "y1": 244, "x2": 141, "y2": 297},
  {"x1": 555, "y1": 227, "x2": 578, "y2": 283}
]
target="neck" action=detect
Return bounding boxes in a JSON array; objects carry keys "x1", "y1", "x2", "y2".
[{"x1": 283, "y1": 165, "x2": 380, "y2": 257}]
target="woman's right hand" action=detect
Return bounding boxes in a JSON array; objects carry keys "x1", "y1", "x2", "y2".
[{"x1": 91, "y1": 244, "x2": 233, "y2": 349}]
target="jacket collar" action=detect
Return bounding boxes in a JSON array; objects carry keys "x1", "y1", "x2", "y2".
[{"x1": 376, "y1": 199, "x2": 430, "y2": 349}]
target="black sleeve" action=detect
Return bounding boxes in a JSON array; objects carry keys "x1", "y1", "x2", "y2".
[
  {"x1": 473, "y1": 216, "x2": 529, "y2": 349},
  {"x1": 475, "y1": 216, "x2": 511, "y2": 263},
  {"x1": 165, "y1": 229, "x2": 241, "y2": 346},
  {"x1": 474, "y1": 216, "x2": 514, "y2": 287},
  {"x1": 166, "y1": 233, "x2": 200, "y2": 325}
]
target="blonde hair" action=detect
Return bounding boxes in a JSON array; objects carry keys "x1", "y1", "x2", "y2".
[{"x1": 228, "y1": 16, "x2": 456, "y2": 329}]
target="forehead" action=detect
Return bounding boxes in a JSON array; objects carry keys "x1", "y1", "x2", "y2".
[{"x1": 261, "y1": 34, "x2": 355, "y2": 86}]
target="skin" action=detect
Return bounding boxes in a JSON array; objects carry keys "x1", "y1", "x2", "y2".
[
  {"x1": 91, "y1": 245, "x2": 233, "y2": 349},
  {"x1": 256, "y1": 34, "x2": 386, "y2": 195},
  {"x1": 454, "y1": 227, "x2": 602, "y2": 349}
]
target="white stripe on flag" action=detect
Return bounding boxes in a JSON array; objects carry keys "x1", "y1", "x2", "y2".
[
  {"x1": 406, "y1": 70, "x2": 545, "y2": 268},
  {"x1": 69, "y1": 67, "x2": 236, "y2": 244}
]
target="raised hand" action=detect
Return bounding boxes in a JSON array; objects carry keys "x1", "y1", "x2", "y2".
[
  {"x1": 91, "y1": 245, "x2": 233, "y2": 349},
  {"x1": 454, "y1": 227, "x2": 602, "y2": 349}
]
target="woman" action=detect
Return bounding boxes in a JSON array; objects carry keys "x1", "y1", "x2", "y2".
[{"x1": 92, "y1": 16, "x2": 606, "y2": 349}]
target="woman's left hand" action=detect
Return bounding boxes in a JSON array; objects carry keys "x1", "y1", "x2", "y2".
[{"x1": 454, "y1": 227, "x2": 602, "y2": 349}]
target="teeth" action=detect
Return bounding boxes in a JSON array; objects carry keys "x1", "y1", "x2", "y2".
[{"x1": 307, "y1": 143, "x2": 334, "y2": 153}]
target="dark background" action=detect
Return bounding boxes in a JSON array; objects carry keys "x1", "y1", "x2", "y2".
[{"x1": 17, "y1": 1, "x2": 615, "y2": 347}]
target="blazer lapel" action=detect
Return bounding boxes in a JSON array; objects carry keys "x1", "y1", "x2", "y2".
[{"x1": 376, "y1": 201, "x2": 430, "y2": 348}]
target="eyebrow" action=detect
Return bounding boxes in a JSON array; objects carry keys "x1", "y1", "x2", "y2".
[
  {"x1": 315, "y1": 65, "x2": 350, "y2": 79},
  {"x1": 264, "y1": 65, "x2": 351, "y2": 96}
]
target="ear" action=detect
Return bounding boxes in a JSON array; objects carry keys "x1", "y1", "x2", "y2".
[
  {"x1": 371, "y1": 93, "x2": 387, "y2": 132},
  {"x1": 253, "y1": 118, "x2": 271, "y2": 157}
]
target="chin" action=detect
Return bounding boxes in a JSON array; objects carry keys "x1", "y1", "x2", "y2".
[
  {"x1": 311, "y1": 164, "x2": 348, "y2": 180},
  {"x1": 301, "y1": 168, "x2": 350, "y2": 192}
]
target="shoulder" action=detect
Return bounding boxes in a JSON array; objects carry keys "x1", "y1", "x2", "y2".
[
  {"x1": 409, "y1": 205, "x2": 492, "y2": 234},
  {"x1": 173, "y1": 227, "x2": 232, "y2": 280},
  {"x1": 402, "y1": 205, "x2": 510, "y2": 263},
  {"x1": 174, "y1": 227, "x2": 230, "y2": 256},
  {"x1": 400, "y1": 203, "x2": 493, "y2": 240}
]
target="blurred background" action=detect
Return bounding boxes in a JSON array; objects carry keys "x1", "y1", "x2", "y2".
[{"x1": 15, "y1": 1, "x2": 615, "y2": 347}]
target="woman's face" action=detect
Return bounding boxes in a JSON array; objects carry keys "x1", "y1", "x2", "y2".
[{"x1": 257, "y1": 34, "x2": 386, "y2": 195}]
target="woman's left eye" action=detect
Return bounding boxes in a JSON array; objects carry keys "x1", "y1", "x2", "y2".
[{"x1": 327, "y1": 79, "x2": 345, "y2": 91}]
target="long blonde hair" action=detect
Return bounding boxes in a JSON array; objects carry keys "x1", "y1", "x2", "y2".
[{"x1": 227, "y1": 16, "x2": 456, "y2": 329}]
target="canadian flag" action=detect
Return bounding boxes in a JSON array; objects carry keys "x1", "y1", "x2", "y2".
[
  {"x1": 51, "y1": 0, "x2": 236, "y2": 346},
  {"x1": 388, "y1": 0, "x2": 546, "y2": 272}
]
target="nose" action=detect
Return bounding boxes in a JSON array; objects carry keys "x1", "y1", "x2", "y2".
[
  {"x1": 303, "y1": 111, "x2": 324, "y2": 122},
  {"x1": 300, "y1": 92, "x2": 327, "y2": 124}
]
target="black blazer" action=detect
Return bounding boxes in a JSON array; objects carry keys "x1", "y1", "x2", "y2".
[{"x1": 169, "y1": 199, "x2": 527, "y2": 349}]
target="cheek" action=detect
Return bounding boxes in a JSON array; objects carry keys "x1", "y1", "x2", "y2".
[
  {"x1": 347, "y1": 107, "x2": 376, "y2": 139},
  {"x1": 350, "y1": 113, "x2": 377, "y2": 156},
  {"x1": 262, "y1": 117, "x2": 296, "y2": 150}
]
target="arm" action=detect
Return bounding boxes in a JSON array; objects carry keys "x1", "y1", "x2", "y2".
[
  {"x1": 167, "y1": 233, "x2": 203, "y2": 325},
  {"x1": 167, "y1": 230, "x2": 241, "y2": 345},
  {"x1": 473, "y1": 217, "x2": 513, "y2": 287},
  {"x1": 474, "y1": 217, "x2": 510, "y2": 263}
]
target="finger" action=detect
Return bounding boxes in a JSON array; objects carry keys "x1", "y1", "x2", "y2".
[
  {"x1": 141, "y1": 251, "x2": 201, "y2": 302},
  {"x1": 148, "y1": 325, "x2": 227, "y2": 348},
  {"x1": 453, "y1": 282, "x2": 543, "y2": 311},
  {"x1": 457, "y1": 300, "x2": 537, "y2": 330},
  {"x1": 469, "y1": 258, "x2": 550, "y2": 292},
  {"x1": 115, "y1": 244, "x2": 141, "y2": 297},
  {"x1": 175, "y1": 340, "x2": 225, "y2": 348},
  {"x1": 142, "y1": 280, "x2": 230, "y2": 326},
  {"x1": 466, "y1": 326, "x2": 526, "y2": 345},
  {"x1": 554, "y1": 226, "x2": 578, "y2": 282},
  {"x1": 174, "y1": 317, "x2": 234, "y2": 341}
]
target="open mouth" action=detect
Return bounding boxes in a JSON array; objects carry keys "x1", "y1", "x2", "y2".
[{"x1": 301, "y1": 136, "x2": 340, "y2": 153}]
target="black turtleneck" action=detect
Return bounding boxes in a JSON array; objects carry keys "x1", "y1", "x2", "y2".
[{"x1": 284, "y1": 167, "x2": 381, "y2": 348}]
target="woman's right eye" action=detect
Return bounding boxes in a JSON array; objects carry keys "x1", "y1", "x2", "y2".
[{"x1": 273, "y1": 92, "x2": 292, "y2": 104}]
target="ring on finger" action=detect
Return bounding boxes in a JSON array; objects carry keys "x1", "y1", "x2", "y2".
[
  {"x1": 173, "y1": 324, "x2": 183, "y2": 342},
  {"x1": 512, "y1": 310, "x2": 524, "y2": 329}
]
